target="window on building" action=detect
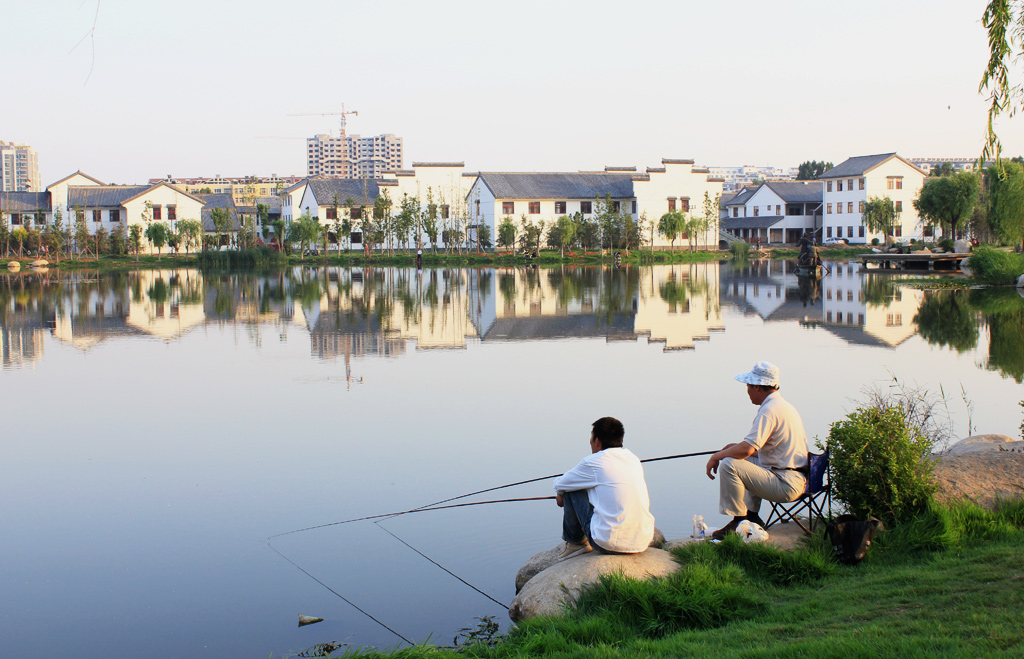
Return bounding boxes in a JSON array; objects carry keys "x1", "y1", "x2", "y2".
[
  {"x1": 775, "y1": 205, "x2": 780, "y2": 215},
  {"x1": 474, "y1": 200, "x2": 480, "y2": 216},
  {"x1": 895, "y1": 200, "x2": 903, "y2": 212},
  {"x1": 826, "y1": 226, "x2": 833, "y2": 238},
  {"x1": 555, "y1": 201, "x2": 566, "y2": 214},
  {"x1": 76, "y1": 209, "x2": 84, "y2": 222},
  {"x1": 923, "y1": 225, "x2": 934, "y2": 237},
  {"x1": 847, "y1": 202, "x2": 853, "y2": 213},
  {"x1": 859, "y1": 226, "x2": 865, "y2": 238},
  {"x1": 325, "y1": 208, "x2": 337, "y2": 220},
  {"x1": 167, "y1": 206, "x2": 176, "y2": 221},
  {"x1": 837, "y1": 203, "x2": 843, "y2": 214},
  {"x1": 894, "y1": 225, "x2": 903, "y2": 237},
  {"x1": 110, "y1": 210, "x2": 120, "y2": 222},
  {"x1": 502, "y1": 201, "x2": 514, "y2": 215},
  {"x1": 351, "y1": 206, "x2": 362, "y2": 219},
  {"x1": 732, "y1": 208, "x2": 739, "y2": 217},
  {"x1": 827, "y1": 181, "x2": 833, "y2": 192},
  {"x1": 680, "y1": 198, "x2": 689, "y2": 212},
  {"x1": 838, "y1": 181, "x2": 844, "y2": 192},
  {"x1": 152, "y1": 205, "x2": 162, "y2": 220},
  {"x1": 631, "y1": 200, "x2": 637, "y2": 214},
  {"x1": 858, "y1": 201, "x2": 864, "y2": 213},
  {"x1": 859, "y1": 178, "x2": 865, "y2": 190},
  {"x1": 528, "y1": 202, "x2": 540, "y2": 214},
  {"x1": 826, "y1": 203, "x2": 832, "y2": 214},
  {"x1": 848, "y1": 179, "x2": 854, "y2": 190},
  {"x1": 613, "y1": 201, "x2": 621, "y2": 213},
  {"x1": 753, "y1": 206, "x2": 759, "y2": 216},
  {"x1": 580, "y1": 201, "x2": 592, "y2": 214},
  {"x1": 887, "y1": 177, "x2": 903, "y2": 190},
  {"x1": 667, "y1": 199, "x2": 676, "y2": 212},
  {"x1": 93, "y1": 210, "x2": 102, "y2": 223},
  {"x1": 441, "y1": 205, "x2": 450, "y2": 219},
  {"x1": 10, "y1": 213, "x2": 21, "y2": 225},
  {"x1": 848, "y1": 226, "x2": 854, "y2": 238}
]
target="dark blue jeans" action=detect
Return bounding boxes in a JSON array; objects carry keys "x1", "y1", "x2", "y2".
[{"x1": 561, "y1": 489, "x2": 594, "y2": 546}]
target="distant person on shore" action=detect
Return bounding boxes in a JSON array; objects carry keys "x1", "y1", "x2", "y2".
[
  {"x1": 705, "y1": 361, "x2": 808, "y2": 540},
  {"x1": 554, "y1": 417, "x2": 655, "y2": 558}
]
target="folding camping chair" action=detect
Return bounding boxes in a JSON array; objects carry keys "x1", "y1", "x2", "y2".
[{"x1": 764, "y1": 450, "x2": 831, "y2": 534}]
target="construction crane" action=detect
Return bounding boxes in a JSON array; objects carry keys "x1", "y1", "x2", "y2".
[{"x1": 287, "y1": 104, "x2": 359, "y2": 138}]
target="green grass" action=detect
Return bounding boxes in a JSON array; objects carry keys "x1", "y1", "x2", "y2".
[{"x1": 336, "y1": 500, "x2": 1024, "y2": 659}]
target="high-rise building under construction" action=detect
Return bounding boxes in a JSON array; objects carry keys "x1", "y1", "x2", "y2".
[{"x1": 306, "y1": 133, "x2": 403, "y2": 179}]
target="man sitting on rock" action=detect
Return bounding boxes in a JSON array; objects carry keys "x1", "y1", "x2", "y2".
[
  {"x1": 554, "y1": 417, "x2": 655, "y2": 559},
  {"x1": 705, "y1": 361, "x2": 809, "y2": 540}
]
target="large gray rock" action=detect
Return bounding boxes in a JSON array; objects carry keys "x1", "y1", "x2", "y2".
[
  {"x1": 515, "y1": 528, "x2": 665, "y2": 593},
  {"x1": 1016, "y1": 274, "x2": 1024, "y2": 289},
  {"x1": 509, "y1": 547, "x2": 679, "y2": 622},
  {"x1": 934, "y1": 435, "x2": 1024, "y2": 509},
  {"x1": 954, "y1": 239, "x2": 971, "y2": 254},
  {"x1": 944, "y1": 434, "x2": 1021, "y2": 455}
]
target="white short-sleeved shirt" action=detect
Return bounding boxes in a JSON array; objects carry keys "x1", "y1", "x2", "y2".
[
  {"x1": 553, "y1": 447, "x2": 655, "y2": 553},
  {"x1": 742, "y1": 391, "x2": 809, "y2": 469}
]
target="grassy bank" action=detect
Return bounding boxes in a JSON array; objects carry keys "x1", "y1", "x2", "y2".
[{"x1": 339, "y1": 500, "x2": 1024, "y2": 658}]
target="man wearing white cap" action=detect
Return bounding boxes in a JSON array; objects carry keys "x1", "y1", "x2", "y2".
[{"x1": 705, "y1": 361, "x2": 808, "y2": 540}]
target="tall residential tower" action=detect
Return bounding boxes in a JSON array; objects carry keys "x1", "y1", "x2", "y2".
[
  {"x1": 1, "y1": 141, "x2": 41, "y2": 192},
  {"x1": 306, "y1": 133, "x2": 403, "y2": 179}
]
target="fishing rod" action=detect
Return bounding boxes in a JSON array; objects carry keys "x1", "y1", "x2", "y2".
[
  {"x1": 269, "y1": 449, "x2": 717, "y2": 540},
  {"x1": 267, "y1": 448, "x2": 718, "y2": 645}
]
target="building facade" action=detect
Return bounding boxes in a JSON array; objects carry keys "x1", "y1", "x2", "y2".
[
  {"x1": 819, "y1": 153, "x2": 928, "y2": 244},
  {"x1": 306, "y1": 133, "x2": 403, "y2": 179},
  {"x1": 722, "y1": 181, "x2": 823, "y2": 243},
  {"x1": 1, "y1": 141, "x2": 42, "y2": 192}
]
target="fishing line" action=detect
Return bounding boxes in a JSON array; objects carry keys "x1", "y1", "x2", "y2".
[
  {"x1": 267, "y1": 449, "x2": 717, "y2": 643},
  {"x1": 266, "y1": 542, "x2": 414, "y2": 645},
  {"x1": 373, "y1": 521, "x2": 511, "y2": 610}
]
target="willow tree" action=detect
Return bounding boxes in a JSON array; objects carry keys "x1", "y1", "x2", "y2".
[
  {"x1": 980, "y1": 1, "x2": 1024, "y2": 161},
  {"x1": 658, "y1": 211, "x2": 687, "y2": 251},
  {"x1": 913, "y1": 172, "x2": 980, "y2": 239},
  {"x1": 862, "y1": 196, "x2": 899, "y2": 242}
]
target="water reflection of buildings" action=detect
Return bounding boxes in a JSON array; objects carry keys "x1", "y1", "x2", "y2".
[
  {"x1": 721, "y1": 259, "x2": 924, "y2": 347},
  {"x1": 0, "y1": 306, "x2": 45, "y2": 367}
]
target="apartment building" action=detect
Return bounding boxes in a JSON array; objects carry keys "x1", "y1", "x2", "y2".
[
  {"x1": 306, "y1": 133, "x2": 403, "y2": 178},
  {"x1": 1, "y1": 141, "x2": 42, "y2": 192},
  {"x1": 820, "y1": 153, "x2": 928, "y2": 244}
]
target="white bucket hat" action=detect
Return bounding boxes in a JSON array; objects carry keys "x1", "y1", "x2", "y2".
[{"x1": 734, "y1": 361, "x2": 780, "y2": 388}]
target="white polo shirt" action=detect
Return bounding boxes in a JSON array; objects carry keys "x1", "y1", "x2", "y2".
[
  {"x1": 553, "y1": 447, "x2": 655, "y2": 553},
  {"x1": 742, "y1": 391, "x2": 809, "y2": 470}
]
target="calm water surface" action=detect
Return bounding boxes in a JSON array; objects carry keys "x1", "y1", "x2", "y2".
[{"x1": 1, "y1": 261, "x2": 1021, "y2": 657}]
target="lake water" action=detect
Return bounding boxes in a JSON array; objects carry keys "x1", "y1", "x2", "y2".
[{"x1": 1, "y1": 260, "x2": 1021, "y2": 657}]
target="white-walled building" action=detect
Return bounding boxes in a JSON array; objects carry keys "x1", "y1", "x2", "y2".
[
  {"x1": 722, "y1": 181, "x2": 823, "y2": 244},
  {"x1": 467, "y1": 159, "x2": 724, "y2": 250},
  {"x1": 820, "y1": 153, "x2": 928, "y2": 244}
]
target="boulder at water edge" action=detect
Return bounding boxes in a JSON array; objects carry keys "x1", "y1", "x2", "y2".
[
  {"x1": 1016, "y1": 274, "x2": 1024, "y2": 289},
  {"x1": 934, "y1": 434, "x2": 1024, "y2": 509},
  {"x1": 514, "y1": 528, "x2": 665, "y2": 593},
  {"x1": 509, "y1": 547, "x2": 679, "y2": 622},
  {"x1": 954, "y1": 239, "x2": 971, "y2": 254}
]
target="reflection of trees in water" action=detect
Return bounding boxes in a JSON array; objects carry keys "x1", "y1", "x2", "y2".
[
  {"x1": 970, "y1": 289, "x2": 1024, "y2": 383},
  {"x1": 862, "y1": 277, "x2": 898, "y2": 308},
  {"x1": 913, "y1": 288, "x2": 1024, "y2": 383},
  {"x1": 914, "y1": 290, "x2": 980, "y2": 352},
  {"x1": 597, "y1": 266, "x2": 639, "y2": 324}
]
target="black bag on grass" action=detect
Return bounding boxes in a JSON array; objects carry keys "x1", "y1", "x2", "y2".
[{"x1": 825, "y1": 514, "x2": 884, "y2": 565}]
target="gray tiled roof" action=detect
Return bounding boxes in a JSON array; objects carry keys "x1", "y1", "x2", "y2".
[
  {"x1": 723, "y1": 216, "x2": 784, "y2": 230},
  {"x1": 724, "y1": 187, "x2": 756, "y2": 206},
  {"x1": 819, "y1": 153, "x2": 896, "y2": 179},
  {"x1": 0, "y1": 192, "x2": 50, "y2": 212},
  {"x1": 477, "y1": 173, "x2": 635, "y2": 200},
  {"x1": 763, "y1": 181, "x2": 823, "y2": 203},
  {"x1": 196, "y1": 194, "x2": 240, "y2": 233},
  {"x1": 68, "y1": 186, "x2": 149, "y2": 207},
  {"x1": 308, "y1": 179, "x2": 381, "y2": 205}
]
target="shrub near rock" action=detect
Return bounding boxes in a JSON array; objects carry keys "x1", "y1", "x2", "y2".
[{"x1": 827, "y1": 406, "x2": 936, "y2": 524}]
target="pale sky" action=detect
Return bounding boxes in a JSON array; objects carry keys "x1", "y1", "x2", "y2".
[{"x1": 3, "y1": 0, "x2": 1019, "y2": 185}]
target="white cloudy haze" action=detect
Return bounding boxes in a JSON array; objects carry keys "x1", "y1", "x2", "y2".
[{"x1": 2, "y1": 0, "x2": 1018, "y2": 185}]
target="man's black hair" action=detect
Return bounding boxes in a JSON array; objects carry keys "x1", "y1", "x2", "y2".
[{"x1": 592, "y1": 417, "x2": 625, "y2": 448}]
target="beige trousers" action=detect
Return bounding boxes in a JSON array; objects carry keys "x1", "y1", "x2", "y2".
[{"x1": 719, "y1": 456, "x2": 806, "y2": 517}]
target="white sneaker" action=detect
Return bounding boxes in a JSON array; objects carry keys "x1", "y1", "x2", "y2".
[{"x1": 558, "y1": 539, "x2": 593, "y2": 559}]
